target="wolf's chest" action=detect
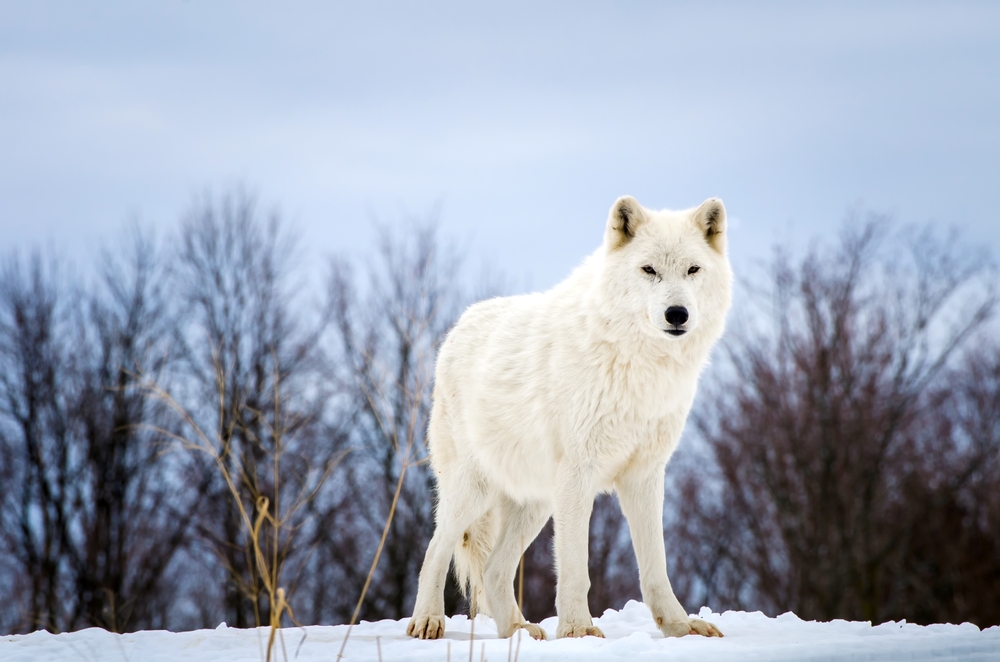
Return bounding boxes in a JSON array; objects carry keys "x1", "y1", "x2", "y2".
[
  {"x1": 594, "y1": 354, "x2": 691, "y2": 415},
  {"x1": 577, "y1": 358, "x2": 694, "y2": 457}
]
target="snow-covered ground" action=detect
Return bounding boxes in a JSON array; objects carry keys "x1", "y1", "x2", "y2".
[{"x1": 3, "y1": 601, "x2": 998, "y2": 662}]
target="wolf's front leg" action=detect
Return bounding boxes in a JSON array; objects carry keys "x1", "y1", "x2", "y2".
[
  {"x1": 616, "y1": 465, "x2": 723, "y2": 638},
  {"x1": 553, "y1": 468, "x2": 604, "y2": 638}
]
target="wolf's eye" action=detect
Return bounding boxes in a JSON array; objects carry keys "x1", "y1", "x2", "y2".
[
  {"x1": 688, "y1": 265, "x2": 700, "y2": 275},
  {"x1": 642, "y1": 265, "x2": 657, "y2": 276}
]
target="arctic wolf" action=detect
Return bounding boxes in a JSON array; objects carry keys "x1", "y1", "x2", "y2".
[{"x1": 407, "y1": 196, "x2": 731, "y2": 640}]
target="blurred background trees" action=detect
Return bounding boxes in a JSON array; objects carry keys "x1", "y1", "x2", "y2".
[
  {"x1": 1, "y1": 192, "x2": 998, "y2": 634},
  {"x1": 169, "y1": 192, "x2": 342, "y2": 629},
  {"x1": 667, "y1": 217, "x2": 1000, "y2": 626}
]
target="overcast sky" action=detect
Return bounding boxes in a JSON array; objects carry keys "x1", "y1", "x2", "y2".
[{"x1": 2, "y1": 0, "x2": 998, "y2": 290}]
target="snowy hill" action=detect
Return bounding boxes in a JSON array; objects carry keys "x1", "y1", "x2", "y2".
[{"x1": 4, "y1": 601, "x2": 998, "y2": 661}]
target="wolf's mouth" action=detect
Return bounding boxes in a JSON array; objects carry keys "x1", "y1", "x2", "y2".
[{"x1": 666, "y1": 329, "x2": 687, "y2": 336}]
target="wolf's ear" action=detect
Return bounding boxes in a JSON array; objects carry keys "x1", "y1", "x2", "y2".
[
  {"x1": 605, "y1": 196, "x2": 648, "y2": 249},
  {"x1": 693, "y1": 198, "x2": 727, "y2": 253}
]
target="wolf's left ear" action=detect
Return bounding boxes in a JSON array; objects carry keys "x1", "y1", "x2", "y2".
[
  {"x1": 693, "y1": 198, "x2": 727, "y2": 253},
  {"x1": 605, "y1": 195, "x2": 648, "y2": 249}
]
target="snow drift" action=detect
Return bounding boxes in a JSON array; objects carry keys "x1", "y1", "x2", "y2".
[{"x1": 3, "y1": 601, "x2": 997, "y2": 661}]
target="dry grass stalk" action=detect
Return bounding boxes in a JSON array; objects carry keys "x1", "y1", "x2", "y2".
[
  {"x1": 335, "y1": 450, "x2": 412, "y2": 660},
  {"x1": 336, "y1": 311, "x2": 437, "y2": 659},
  {"x1": 141, "y1": 347, "x2": 337, "y2": 662}
]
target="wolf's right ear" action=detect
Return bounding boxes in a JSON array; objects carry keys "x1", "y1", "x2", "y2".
[{"x1": 605, "y1": 196, "x2": 648, "y2": 249}]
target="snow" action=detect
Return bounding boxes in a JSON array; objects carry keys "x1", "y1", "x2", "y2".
[{"x1": 3, "y1": 601, "x2": 998, "y2": 662}]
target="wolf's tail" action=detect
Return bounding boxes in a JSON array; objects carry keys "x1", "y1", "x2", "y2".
[{"x1": 453, "y1": 508, "x2": 498, "y2": 617}]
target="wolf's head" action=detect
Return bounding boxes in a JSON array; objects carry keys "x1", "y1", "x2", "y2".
[{"x1": 599, "y1": 195, "x2": 733, "y2": 347}]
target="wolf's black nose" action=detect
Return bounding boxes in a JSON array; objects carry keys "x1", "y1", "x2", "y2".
[{"x1": 665, "y1": 306, "x2": 689, "y2": 326}]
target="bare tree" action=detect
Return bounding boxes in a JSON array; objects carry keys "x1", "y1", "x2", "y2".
[
  {"x1": 885, "y1": 344, "x2": 1000, "y2": 626},
  {"x1": 317, "y1": 220, "x2": 465, "y2": 623},
  {"x1": 0, "y1": 252, "x2": 74, "y2": 632},
  {"x1": 66, "y1": 228, "x2": 192, "y2": 631},
  {"x1": 669, "y1": 215, "x2": 999, "y2": 626},
  {"x1": 0, "y1": 232, "x2": 192, "y2": 633},
  {"x1": 172, "y1": 189, "x2": 341, "y2": 629}
]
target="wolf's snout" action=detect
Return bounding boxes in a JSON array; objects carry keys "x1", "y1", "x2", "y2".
[{"x1": 665, "y1": 306, "x2": 689, "y2": 327}]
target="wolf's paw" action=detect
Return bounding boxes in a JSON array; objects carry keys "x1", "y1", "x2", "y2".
[
  {"x1": 406, "y1": 614, "x2": 446, "y2": 639},
  {"x1": 515, "y1": 622, "x2": 548, "y2": 640},
  {"x1": 557, "y1": 623, "x2": 605, "y2": 638},
  {"x1": 659, "y1": 617, "x2": 723, "y2": 638}
]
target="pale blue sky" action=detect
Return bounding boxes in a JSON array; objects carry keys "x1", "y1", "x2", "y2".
[{"x1": 2, "y1": 0, "x2": 998, "y2": 289}]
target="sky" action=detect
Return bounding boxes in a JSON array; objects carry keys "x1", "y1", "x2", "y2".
[{"x1": 1, "y1": 0, "x2": 998, "y2": 290}]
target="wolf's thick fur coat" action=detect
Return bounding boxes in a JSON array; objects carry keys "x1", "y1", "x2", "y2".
[{"x1": 406, "y1": 196, "x2": 732, "y2": 640}]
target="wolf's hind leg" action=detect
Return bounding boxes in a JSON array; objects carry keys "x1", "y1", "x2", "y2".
[
  {"x1": 407, "y1": 478, "x2": 491, "y2": 639},
  {"x1": 482, "y1": 497, "x2": 550, "y2": 640}
]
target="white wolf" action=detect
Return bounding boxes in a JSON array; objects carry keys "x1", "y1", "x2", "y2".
[{"x1": 406, "y1": 196, "x2": 731, "y2": 641}]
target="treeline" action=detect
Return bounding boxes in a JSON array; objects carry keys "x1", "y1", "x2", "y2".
[
  {"x1": 669, "y1": 218, "x2": 1000, "y2": 627},
  {"x1": 1, "y1": 194, "x2": 998, "y2": 634},
  {"x1": 0, "y1": 190, "x2": 471, "y2": 633}
]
